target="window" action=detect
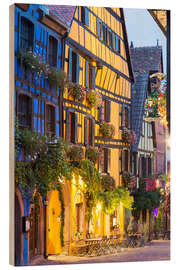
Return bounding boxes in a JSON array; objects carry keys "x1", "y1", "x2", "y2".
[
  {"x1": 81, "y1": 7, "x2": 89, "y2": 26},
  {"x1": 148, "y1": 157, "x2": 152, "y2": 176},
  {"x1": 124, "y1": 150, "x2": 129, "y2": 171},
  {"x1": 109, "y1": 32, "x2": 113, "y2": 48},
  {"x1": 71, "y1": 51, "x2": 77, "y2": 83},
  {"x1": 46, "y1": 105, "x2": 55, "y2": 137},
  {"x1": 69, "y1": 112, "x2": 76, "y2": 143},
  {"x1": 84, "y1": 117, "x2": 94, "y2": 146},
  {"x1": 133, "y1": 152, "x2": 137, "y2": 175},
  {"x1": 21, "y1": 17, "x2": 34, "y2": 50},
  {"x1": 100, "y1": 148, "x2": 110, "y2": 174},
  {"x1": 48, "y1": 36, "x2": 58, "y2": 67},
  {"x1": 102, "y1": 99, "x2": 111, "y2": 122},
  {"x1": 142, "y1": 157, "x2": 147, "y2": 178},
  {"x1": 102, "y1": 24, "x2": 106, "y2": 43},
  {"x1": 18, "y1": 95, "x2": 32, "y2": 129},
  {"x1": 124, "y1": 107, "x2": 129, "y2": 128}
]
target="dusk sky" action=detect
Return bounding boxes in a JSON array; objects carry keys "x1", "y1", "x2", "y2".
[{"x1": 124, "y1": 8, "x2": 167, "y2": 73}]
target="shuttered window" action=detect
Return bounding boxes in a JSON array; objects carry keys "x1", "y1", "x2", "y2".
[
  {"x1": 69, "y1": 112, "x2": 76, "y2": 143},
  {"x1": 102, "y1": 99, "x2": 111, "y2": 122},
  {"x1": 148, "y1": 157, "x2": 152, "y2": 176},
  {"x1": 84, "y1": 117, "x2": 94, "y2": 146},
  {"x1": 142, "y1": 157, "x2": 147, "y2": 178},
  {"x1": 21, "y1": 17, "x2": 34, "y2": 51},
  {"x1": 46, "y1": 105, "x2": 55, "y2": 137},
  {"x1": 48, "y1": 36, "x2": 58, "y2": 67},
  {"x1": 18, "y1": 95, "x2": 32, "y2": 129},
  {"x1": 124, "y1": 107, "x2": 129, "y2": 128},
  {"x1": 81, "y1": 7, "x2": 89, "y2": 26},
  {"x1": 100, "y1": 148, "x2": 111, "y2": 174},
  {"x1": 124, "y1": 150, "x2": 129, "y2": 172}
]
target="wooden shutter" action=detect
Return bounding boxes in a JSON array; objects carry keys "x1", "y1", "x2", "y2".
[
  {"x1": 85, "y1": 8, "x2": 89, "y2": 26},
  {"x1": 91, "y1": 119, "x2": 95, "y2": 146},
  {"x1": 57, "y1": 40, "x2": 62, "y2": 69},
  {"x1": 76, "y1": 54, "x2": 80, "y2": 83},
  {"x1": 112, "y1": 33, "x2": 115, "y2": 49},
  {"x1": 85, "y1": 61, "x2": 89, "y2": 88},
  {"x1": 68, "y1": 47, "x2": 72, "y2": 80},
  {"x1": 128, "y1": 107, "x2": 131, "y2": 128},
  {"x1": 106, "y1": 101, "x2": 111, "y2": 122},
  {"x1": 122, "y1": 103, "x2": 124, "y2": 126},
  {"x1": 84, "y1": 117, "x2": 87, "y2": 146},
  {"x1": 65, "y1": 110, "x2": 70, "y2": 141},
  {"x1": 92, "y1": 66, "x2": 96, "y2": 89},
  {"x1": 96, "y1": 19, "x2": 100, "y2": 36},
  {"x1": 107, "y1": 148, "x2": 111, "y2": 174},
  {"x1": 75, "y1": 113, "x2": 78, "y2": 143},
  {"x1": 98, "y1": 106, "x2": 102, "y2": 121}
]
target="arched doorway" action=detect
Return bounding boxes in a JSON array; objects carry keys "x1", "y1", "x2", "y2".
[
  {"x1": 29, "y1": 192, "x2": 44, "y2": 259},
  {"x1": 15, "y1": 194, "x2": 22, "y2": 265},
  {"x1": 47, "y1": 190, "x2": 61, "y2": 255}
]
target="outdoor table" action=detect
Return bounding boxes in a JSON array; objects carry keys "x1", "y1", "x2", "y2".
[{"x1": 85, "y1": 238, "x2": 103, "y2": 256}]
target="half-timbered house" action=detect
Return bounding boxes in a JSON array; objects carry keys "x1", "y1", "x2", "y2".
[
  {"x1": 14, "y1": 3, "x2": 68, "y2": 264},
  {"x1": 13, "y1": 4, "x2": 135, "y2": 263},
  {"x1": 49, "y1": 6, "x2": 134, "y2": 254},
  {"x1": 130, "y1": 43, "x2": 166, "y2": 241}
]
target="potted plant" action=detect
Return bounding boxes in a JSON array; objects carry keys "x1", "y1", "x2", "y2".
[{"x1": 99, "y1": 121, "x2": 115, "y2": 138}]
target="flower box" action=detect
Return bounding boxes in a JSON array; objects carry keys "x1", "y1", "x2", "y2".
[
  {"x1": 86, "y1": 89, "x2": 102, "y2": 108},
  {"x1": 68, "y1": 83, "x2": 86, "y2": 102},
  {"x1": 122, "y1": 127, "x2": 136, "y2": 144},
  {"x1": 99, "y1": 121, "x2": 115, "y2": 138}
]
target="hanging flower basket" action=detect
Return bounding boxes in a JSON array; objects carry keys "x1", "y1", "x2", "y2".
[
  {"x1": 86, "y1": 89, "x2": 102, "y2": 108},
  {"x1": 100, "y1": 175, "x2": 115, "y2": 191},
  {"x1": 68, "y1": 82, "x2": 86, "y2": 102},
  {"x1": 99, "y1": 122, "x2": 115, "y2": 139},
  {"x1": 144, "y1": 77, "x2": 168, "y2": 127},
  {"x1": 66, "y1": 145, "x2": 84, "y2": 163},
  {"x1": 122, "y1": 172, "x2": 136, "y2": 189},
  {"x1": 122, "y1": 127, "x2": 136, "y2": 144}
]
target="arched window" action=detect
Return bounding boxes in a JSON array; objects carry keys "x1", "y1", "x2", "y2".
[
  {"x1": 18, "y1": 94, "x2": 32, "y2": 129},
  {"x1": 21, "y1": 17, "x2": 34, "y2": 51}
]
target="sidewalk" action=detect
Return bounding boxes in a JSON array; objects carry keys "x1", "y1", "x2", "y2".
[{"x1": 29, "y1": 240, "x2": 170, "y2": 265}]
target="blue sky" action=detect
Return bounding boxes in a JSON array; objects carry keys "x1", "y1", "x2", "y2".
[{"x1": 124, "y1": 8, "x2": 167, "y2": 73}]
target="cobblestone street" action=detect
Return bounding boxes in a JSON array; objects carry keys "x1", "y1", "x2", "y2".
[{"x1": 29, "y1": 240, "x2": 170, "y2": 266}]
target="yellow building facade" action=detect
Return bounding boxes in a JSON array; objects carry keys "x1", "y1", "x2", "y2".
[{"x1": 46, "y1": 6, "x2": 134, "y2": 255}]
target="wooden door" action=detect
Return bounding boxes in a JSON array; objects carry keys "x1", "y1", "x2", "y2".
[
  {"x1": 29, "y1": 194, "x2": 41, "y2": 258},
  {"x1": 15, "y1": 194, "x2": 21, "y2": 266}
]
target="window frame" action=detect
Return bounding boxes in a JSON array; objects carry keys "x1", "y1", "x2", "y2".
[
  {"x1": 20, "y1": 16, "x2": 34, "y2": 51},
  {"x1": 17, "y1": 94, "x2": 32, "y2": 129},
  {"x1": 46, "y1": 104, "x2": 56, "y2": 138},
  {"x1": 48, "y1": 35, "x2": 58, "y2": 68}
]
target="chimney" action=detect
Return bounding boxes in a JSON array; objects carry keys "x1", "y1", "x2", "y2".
[{"x1": 130, "y1": 41, "x2": 134, "y2": 48}]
